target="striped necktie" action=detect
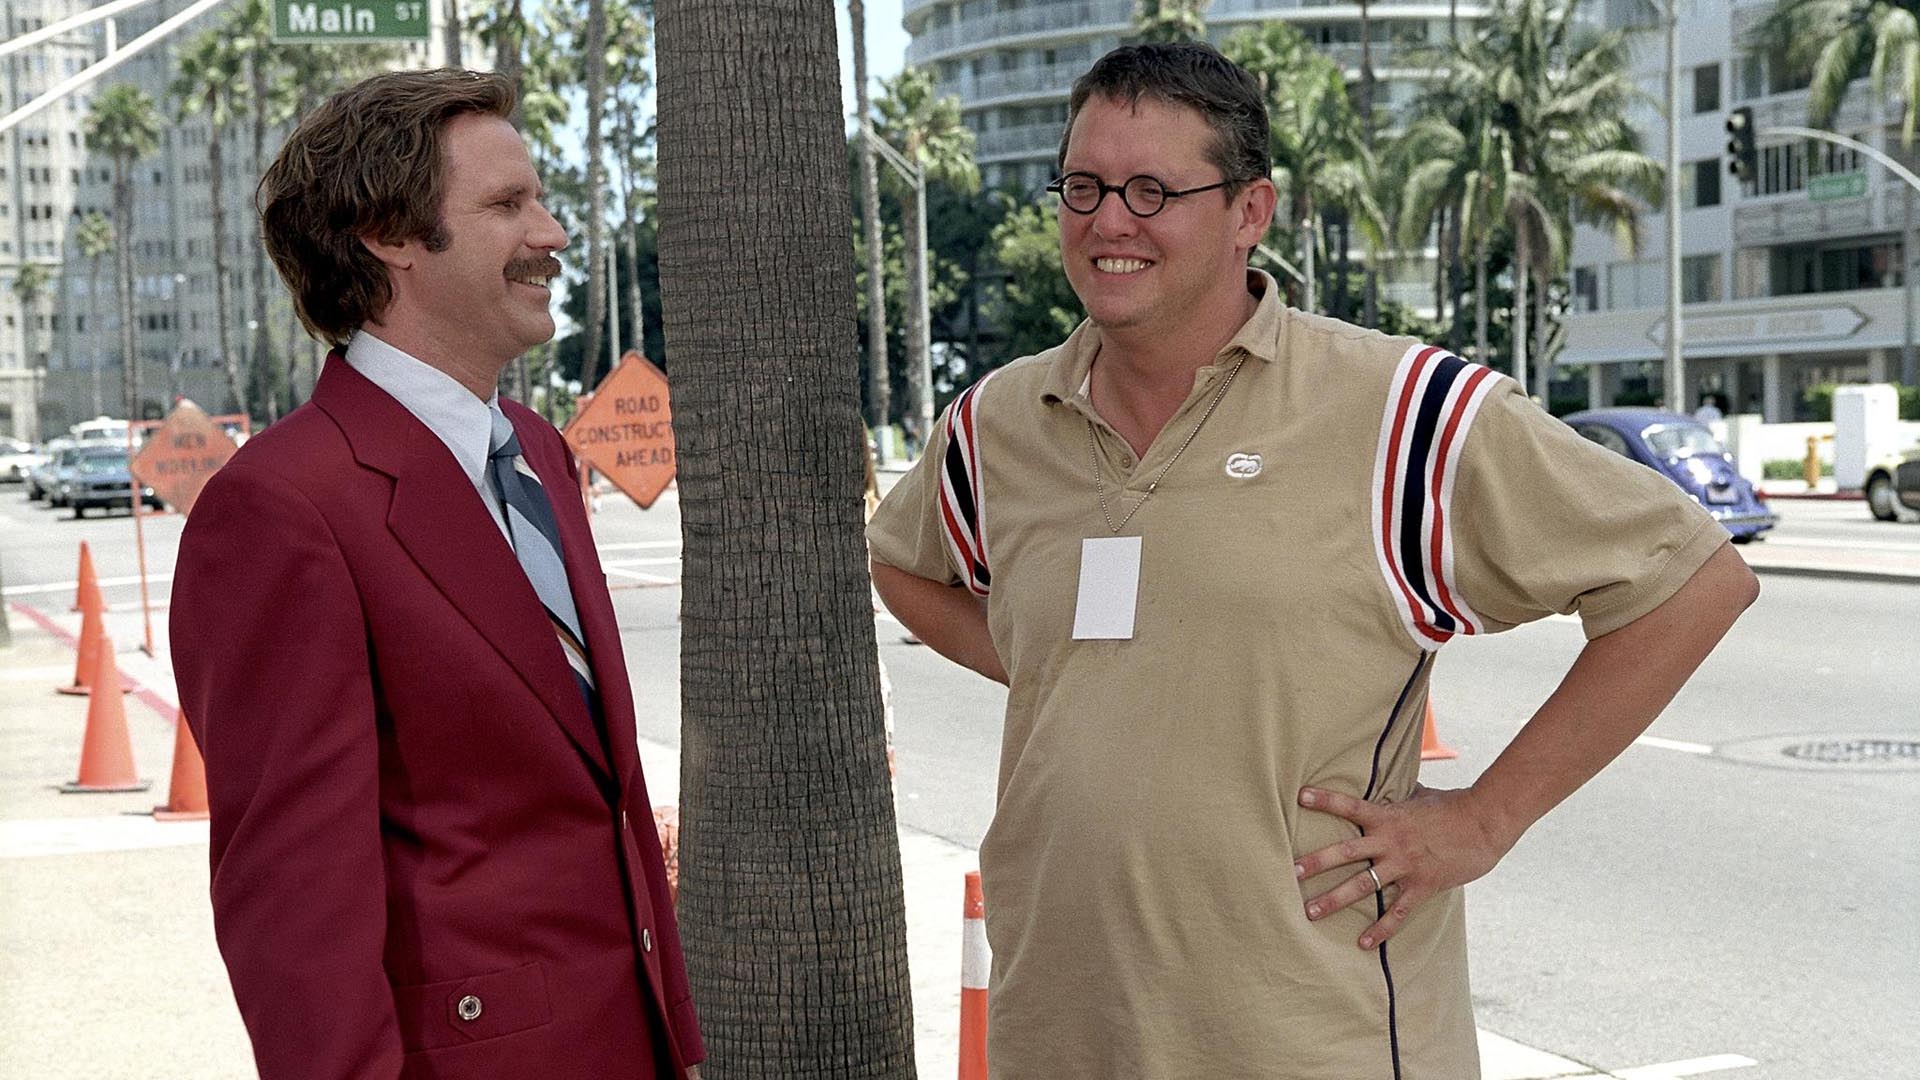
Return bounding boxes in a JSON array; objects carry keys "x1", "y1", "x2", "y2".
[{"x1": 487, "y1": 407, "x2": 597, "y2": 710}]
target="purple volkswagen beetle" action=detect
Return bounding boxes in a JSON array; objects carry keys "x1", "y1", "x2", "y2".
[{"x1": 1562, "y1": 408, "x2": 1776, "y2": 543}]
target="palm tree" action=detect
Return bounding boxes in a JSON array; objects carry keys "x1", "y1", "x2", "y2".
[
  {"x1": 1750, "y1": 0, "x2": 1911, "y2": 144},
  {"x1": 1443, "y1": 0, "x2": 1658, "y2": 395},
  {"x1": 1224, "y1": 23, "x2": 1383, "y2": 315},
  {"x1": 578, "y1": 0, "x2": 612, "y2": 391},
  {"x1": 225, "y1": 0, "x2": 286, "y2": 421},
  {"x1": 873, "y1": 66, "x2": 978, "y2": 444},
  {"x1": 444, "y1": 0, "x2": 465, "y2": 66},
  {"x1": 12, "y1": 262, "x2": 51, "y2": 374},
  {"x1": 606, "y1": 0, "x2": 653, "y2": 369},
  {"x1": 86, "y1": 84, "x2": 162, "y2": 422},
  {"x1": 172, "y1": 30, "x2": 247, "y2": 415},
  {"x1": 1131, "y1": 0, "x2": 1208, "y2": 43},
  {"x1": 654, "y1": 0, "x2": 915, "y2": 1070},
  {"x1": 851, "y1": 0, "x2": 892, "y2": 457},
  {"x1": 1395, "y1": 83, "x2": 1508, "y2": 362},
  {"x1": 75, "y1": 210, "x2": 113, "y2": 416}
]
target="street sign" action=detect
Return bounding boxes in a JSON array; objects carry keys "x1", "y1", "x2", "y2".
[
  {"x1": 1808, "y1": 173, "x2": 1867, "y2": 202},
  {"x1": 271, "y1": 0, "x2": 430, "y2": 42},
  {"x1": 564, "y1": 351, "x2": 677, "y2": 509},
  {"x1": 130, "y1": 400, "x2": 239, "y2": 516}
]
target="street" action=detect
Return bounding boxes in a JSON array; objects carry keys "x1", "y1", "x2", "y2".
[{"x1": 1, "y1": 483, "x2": 1913, "y2": 1078}]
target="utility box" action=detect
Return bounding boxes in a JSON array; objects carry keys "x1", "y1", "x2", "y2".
[{"x1": 1833, "y1": 384, "x2": 1900, "y2": 490}]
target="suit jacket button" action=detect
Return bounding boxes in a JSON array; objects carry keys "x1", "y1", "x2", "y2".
[
  {"x1": 641, "y1": 928, "x2": 653, "y2": 953},
  {"x1": 456, "y1": 994, "x2": 483, "y2": 1022}
]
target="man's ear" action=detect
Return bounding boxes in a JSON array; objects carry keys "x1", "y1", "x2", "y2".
[
  {"x1": 1235, "y1": 178, "x2": 1279, "y2": 248},
  {"x1": 359, "y1": 233, "x2": 414, "y2": 272}
]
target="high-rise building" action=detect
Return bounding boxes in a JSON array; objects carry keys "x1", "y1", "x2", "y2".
[
  {"x1": 1561, "y1": 0, "x2": 1909, "y2": 419},
  {"x1": 0, "y1": 0, "x2": 457, "y2": 441}
]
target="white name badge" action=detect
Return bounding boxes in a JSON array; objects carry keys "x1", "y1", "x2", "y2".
[{"x1": 1072, "y1": 536, "x2": 1142, "y2": 640}]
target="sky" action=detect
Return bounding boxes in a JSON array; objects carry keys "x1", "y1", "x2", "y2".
[{"x1": 835, "y1": 0, "x2": 911, "y2": 121}]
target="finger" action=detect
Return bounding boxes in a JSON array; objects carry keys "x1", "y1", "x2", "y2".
[
  {"x1": 1357, "y1": 887, "x2": 1423, "y2": 950},
  {"x1": 1293, "y1": 835, "x2": 1388, "y2": 882},
  {"x1": 1304, "y1": 867, "x2": 1387, "y2": 923},
  {"x1": 1298, "y1": 786, "x2": 1379, "y2": 827}
]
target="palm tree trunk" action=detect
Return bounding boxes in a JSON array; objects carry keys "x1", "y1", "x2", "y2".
[
  {"x1": 654, "y1": 0, "x2": 917, "y2": 1071},
  {"x1": 901, "y1": 174, "x2": 931, "y2": 448},
  {"x1": 1512, "y1": 216, "x2": 1530, "y2": 394},
  {"x1": 851, "y1": 0, "x2": 892, "y2": 459},
  {"x1": 1434, "y1": 203, "x2": 1447, "y2": 332},
  {"x1": 208, "y1": 118, "x2": 244, "y2": 415},
  {"x1": 87, "y1": 259, "x2": 102, "y2": 415},
  {"x1": 495, "y1": 0, "x2": 525, "y2": 128},
  {"x1": 114, "y1": 160, "x2": 138, "y2": 420},
  {"x1": 443, "y1": 0, "x2": 464, "y2": 66},
  {"x1": 1358, "y1": 0, "x2": 1377, "y2": 329},
  {"x1": 250, "y1": 54, "x2": 277, "y2": 422},
  {"x1": 1475, "y1": 234, "x2": 1488, "y2": 365},
  {"x1": 615, "y1": 122, "x2": 647, "y2": 363},
  {"x1": 579, "y1": 0, "x2": 610, "y2": 390},
  {"x1": 1532, "y1": 266, "x2": 1551, "y2": 400}
]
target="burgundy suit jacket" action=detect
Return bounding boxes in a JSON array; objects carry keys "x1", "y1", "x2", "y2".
[{"x1": 171, "y1": 355, "x2": 703, "y2": 1079}]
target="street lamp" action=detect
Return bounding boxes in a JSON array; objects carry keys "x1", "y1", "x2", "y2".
[
  {"x1": 1660, "y1": 0, "x2": 1684, "y2": 411},
  {"x1": 859, "y1": 121, "x2": 934, "y2": 452}
]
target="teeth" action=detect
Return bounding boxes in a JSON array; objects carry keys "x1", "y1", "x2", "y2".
[{"x1": 1096, "y1": 257, "x2": 1150, "y2": 274}]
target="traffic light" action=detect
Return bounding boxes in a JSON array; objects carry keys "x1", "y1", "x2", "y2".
[{"x1": 1726, "y1": 107, "x2": 1758, "y2": 183}]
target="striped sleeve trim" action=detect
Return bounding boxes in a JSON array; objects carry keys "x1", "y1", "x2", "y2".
[
  {"x1": 1369, "y1": 344, "x2": 1503, "y2": 650},
  {"x1": 938, "y1": 372, "x2": 997, "y2": 597}
]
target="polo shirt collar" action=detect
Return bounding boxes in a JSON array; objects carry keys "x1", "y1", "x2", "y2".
[{"x1": 1040, "y1": 267, "x2": 1286, "y2": 407}]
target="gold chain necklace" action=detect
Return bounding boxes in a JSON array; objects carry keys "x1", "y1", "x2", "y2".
[{"x1": 1088, "y1": 353, "x2": 1249, "y2": 534}]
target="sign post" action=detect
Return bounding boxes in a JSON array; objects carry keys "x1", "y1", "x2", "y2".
[
  {"x1": 564, "y1": 351, "x2": 677, "y2": 509},
  {"x1": 128, "y1": 401, "x2": 245, "y2": 655}
]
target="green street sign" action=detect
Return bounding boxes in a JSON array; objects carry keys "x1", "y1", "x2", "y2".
[
  {"x1": 272, "y1": 0, "x2": 431, "y2": 42},
  {"x1": 1808, "y1": 173, "x2": 1867, "y2": 203}
]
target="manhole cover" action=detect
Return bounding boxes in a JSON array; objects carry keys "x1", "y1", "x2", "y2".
[{"x1": 1715, "y1": 734, "x2": 1920, "y2": 772}]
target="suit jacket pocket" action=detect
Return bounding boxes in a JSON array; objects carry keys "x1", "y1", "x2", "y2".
[{"x1": 392, "y1": 961, "x2": 554, "y2": 1052}]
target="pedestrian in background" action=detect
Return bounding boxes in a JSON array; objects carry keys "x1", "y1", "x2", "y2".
[
  {"x1": 868, "y1": 42, "x2": 1758, "y2": 1078},
  {"x1": 171, "y1": 70, "x2": 701, "y2": 1080}
]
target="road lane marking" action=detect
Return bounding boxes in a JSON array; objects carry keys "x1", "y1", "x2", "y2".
[
  {"x1": 1759, "y1": 535, "x2": 1920, "y2": 553},
  {"x1": 606, "y1": 566, "x2": 678, "y2": 585},
  {"x1": 602, "y1": 557, "x2": 682, "y2": 567},
  {"x1": 1612, "y1": 1053, "x2": 1758, "y2": 1079},
  {"x1": 1634, "y1": 735, "x2": 1715, "y2": 755},
  {"x1": 595, "y1": 540, "x2": 683, "y2": 552}
]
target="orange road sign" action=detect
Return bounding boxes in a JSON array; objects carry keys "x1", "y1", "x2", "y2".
[
  {"x1": 565, "y1": 351, "x2": 677, "y2": 509},
  {"x1": 129, "y1": 400, "x2": 240, "y2": 516}
]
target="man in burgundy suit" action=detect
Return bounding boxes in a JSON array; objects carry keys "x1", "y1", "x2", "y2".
[{"x1": 170, "y1": 70, "x2": 703, "y2": 1079}]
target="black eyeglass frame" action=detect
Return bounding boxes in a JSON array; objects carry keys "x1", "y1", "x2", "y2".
[{"x1": 1045, "y1": 172, "x2": 1236, "y2": 218}]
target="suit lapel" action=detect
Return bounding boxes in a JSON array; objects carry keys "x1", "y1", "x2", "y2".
[{"x1": 313, "y1": 355, "x2": 613, "y2": 781}]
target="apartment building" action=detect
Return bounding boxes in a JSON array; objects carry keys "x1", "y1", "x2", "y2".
[
  {"x1": 904, "y1": 0, "x2": 1491, "y2": 316},
  {"x1": 1561, "y1": 0, "x2": 1912, "y2": 419},
  {"x1": 0, "y1": 0, "x2": 453, "y2": 442}
]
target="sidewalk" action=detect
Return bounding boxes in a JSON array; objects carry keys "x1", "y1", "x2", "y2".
[{"x1": 2, "y1": 599, "x2": 1752, "y2": 1080}]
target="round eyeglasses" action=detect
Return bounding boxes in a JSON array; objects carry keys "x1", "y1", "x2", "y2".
[{"x1": 1045, "y1": 172, "x2": 1234, "y2": 218}]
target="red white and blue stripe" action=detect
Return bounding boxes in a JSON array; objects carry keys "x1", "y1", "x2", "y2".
[
  {"x1": 1370, "y1": 344, "x2": 1503, "y2": 650},
  {"x1": 938, "y1": 373, "x2": 997, "y2": 597}
]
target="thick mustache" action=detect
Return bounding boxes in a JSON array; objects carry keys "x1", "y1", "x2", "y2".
[{"x1": 505, "y1": 255, "x2": 562, "y2": 278}]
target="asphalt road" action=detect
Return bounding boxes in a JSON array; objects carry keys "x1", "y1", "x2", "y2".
[{"x1": 2, "y1": 484, "x2": 1912, "y2": 1078}]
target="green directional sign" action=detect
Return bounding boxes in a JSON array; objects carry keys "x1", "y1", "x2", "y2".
[
  {"x1": 272, "y1": 0, "x2": 430, "y2": 42},
  {"x1": 1808, "y1": 172, "x2": 1867, "y2": 203}
]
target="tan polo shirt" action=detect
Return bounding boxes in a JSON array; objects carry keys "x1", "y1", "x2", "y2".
[{"x1": 868, "y1": 270, "x2": 1727, "y2": 1079}]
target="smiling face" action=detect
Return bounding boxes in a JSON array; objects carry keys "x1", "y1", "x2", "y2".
[
  {"x1": 368, "y1": 112, "x2": 567, "y2": 381},
  {"x1": 1057, "y1": 95, "x2": 1272, "y2": 339}
]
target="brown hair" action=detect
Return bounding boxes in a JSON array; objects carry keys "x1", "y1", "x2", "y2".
[
  {"x1": 1058, "y1": 43, "x2": 1270, "y2": 198},
  {"x1": 258, "y1": 68, "x2": 515, "y2": 346}
]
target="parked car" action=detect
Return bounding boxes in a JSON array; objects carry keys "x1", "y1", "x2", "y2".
[
  {"x1": 0, "y1": 438, "x2": 47, "y2": 482},
  {"x1": 1864, "y1": 444, "x2": 1920, "y2": 522},
  {"x1": 69, "y1": 416, "x2": 132, "y2": 447},
  {"x1": 1562, "y1": 408, "x2": 1777, "y2": 543},
  {"x1": 24, "y1": 438, "x2": 76, "y2": 501},
  {"x1": 56, "y1": 446, "x2": 161, "y2": 518}
]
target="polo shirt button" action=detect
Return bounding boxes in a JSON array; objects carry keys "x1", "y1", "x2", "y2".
[
  {"x1": 1119, "y1": 454, "x2": 1133, "y2": 467},
  {"x1": 456, "y1": 994, "x2": 483, "y2": 1022},
  {"x1": 642, "y1": 928, "x2": 653, "y2": 953}
]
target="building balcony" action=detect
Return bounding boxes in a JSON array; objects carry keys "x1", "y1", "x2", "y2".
[
  {"x1": 974, "y1": 121, "x2": 1066, "y2": 163},
  {"x1": 936, "y1": 63, "x2": 1085, "y2": 108},
  {"x1": 907, "y1": 0, "x2": 1132, "y2": 66}
]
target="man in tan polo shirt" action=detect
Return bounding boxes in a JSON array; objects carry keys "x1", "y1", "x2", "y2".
[{"x1": 868, "y1": 42, "x2": 1758, "y2": 1079}]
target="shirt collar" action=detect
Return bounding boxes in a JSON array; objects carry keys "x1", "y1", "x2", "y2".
[
  {"x1": 343, "y1": 330, "x2": 498, "y2": 489},
  {"x1": 1039, "y1": 267, "x2": 1286, "y2": 406}
]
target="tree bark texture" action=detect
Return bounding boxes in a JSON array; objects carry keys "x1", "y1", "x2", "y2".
[
  {"x1": 654, "y1": 1, "x2": 917, "y2": 1075},
  {"x1": 580, "y1": 0, "x2": 611, "y2": 389},
  {"x1": 851, "y1": 0, "x2": 892, "y2": 451},
  {"x1": 114, "y1": 161, "x2": 138, "y2": 420}
]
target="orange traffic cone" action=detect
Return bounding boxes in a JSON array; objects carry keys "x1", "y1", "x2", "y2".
[
  {"x1": 56, "y1": 579, "x2": 125, "y2": 697},
  {"x1": 151, "y1": 711, "x2": 209, "y2": 820},
  {"x1": 71, "y1": 541, "x2": 98, "y2": 612},
  {"x1": 1419, "y1": 701, "x2": 1458, "y2": 761},
  {"x1": 959, "y1": 871, "x2": 988, "y2": 1080},
  {"x1": 59, "y1": 634, "x2": 150, "y2": 793}
]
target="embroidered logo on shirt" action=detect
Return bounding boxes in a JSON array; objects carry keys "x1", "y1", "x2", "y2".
[{"x1": 1225, "y1": 452, "x2": 1263, "y2": 478}]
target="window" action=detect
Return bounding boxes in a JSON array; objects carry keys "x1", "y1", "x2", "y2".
[
  {"x1": 1573, "y1": 266, "x2": 1598, "y2": 312},
  {"x1": 1576, "y1": 424, "x2": 1633, "y2": 458},
  {"x1": 1684, "y1": 159, "x2": 1722, "y2": 208},
  {"x1": 1682, "y1": 253, "x2": 1722, "y2": 303},
  {"x1": 1693, "y1": 64, "x2": 1720, "y2": 113}
]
